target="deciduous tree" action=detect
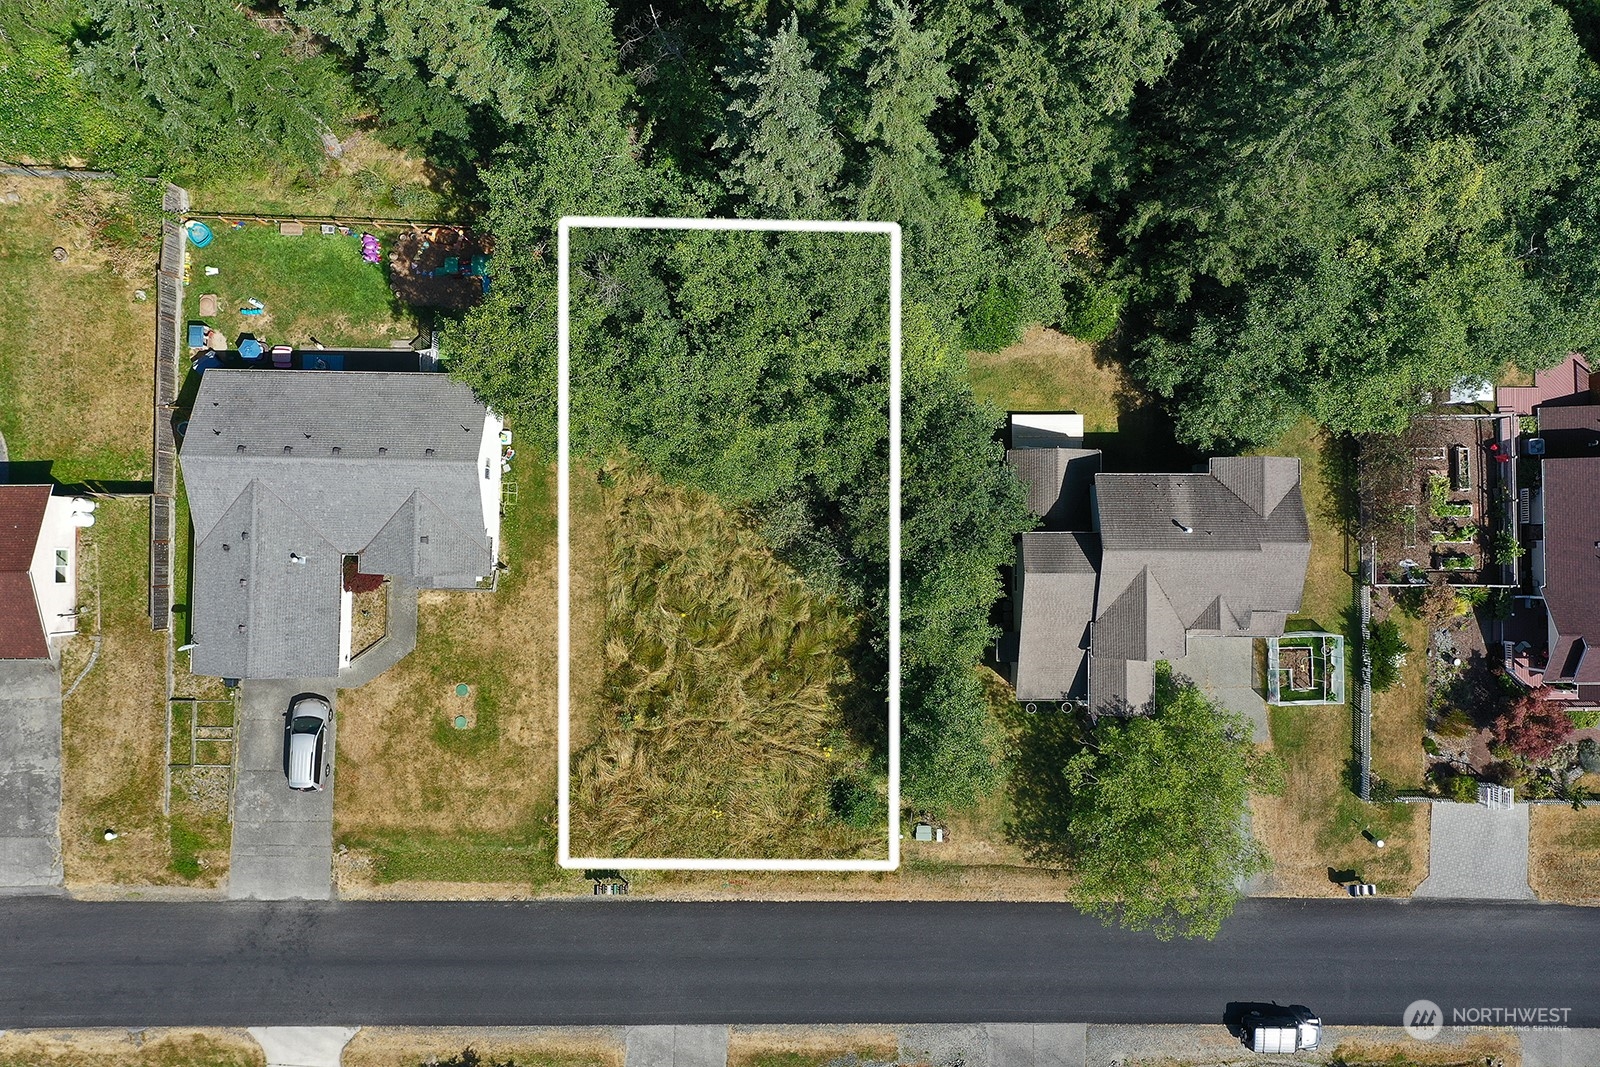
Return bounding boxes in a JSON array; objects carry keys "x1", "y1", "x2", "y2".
[{"x1": 1006, "y1": 668, "x2": 1282, "y2": 939}]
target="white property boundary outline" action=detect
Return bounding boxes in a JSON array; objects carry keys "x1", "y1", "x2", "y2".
[{"x1": 557, "y1": 215, "x2": 902, "y2": 872}]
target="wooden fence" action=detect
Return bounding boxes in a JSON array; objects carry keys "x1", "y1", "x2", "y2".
[{"x1": 149, "y1": 183, "x2": 188, "y2": 632}]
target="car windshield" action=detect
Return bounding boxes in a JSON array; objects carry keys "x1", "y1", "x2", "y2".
[{"x1": 291, "y1": 715, "x2": 324, "y2": 734}]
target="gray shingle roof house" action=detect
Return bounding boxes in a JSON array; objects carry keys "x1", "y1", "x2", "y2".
[
  {"x1": 180, "y1": 370, "x2": 503, "y2": 680},
  {"x1": 1004, "y1": 439, "x2": 1311, "y2": 713}
]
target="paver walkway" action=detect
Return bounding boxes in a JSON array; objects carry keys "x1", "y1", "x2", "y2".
[
  {"x1": 229, "y1": 679, "x2": 336, "y2": 900},
  {"x1": 0, "y1": 660, "x2": 62, "y2": 890},
  {"x1": 1414, "y1": 801, "x2": 1533, "y2": 899}
]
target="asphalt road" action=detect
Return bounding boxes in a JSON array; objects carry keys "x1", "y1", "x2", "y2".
[{"x1": 0, "y1": 897, "x2": 1591, "y2": 1027}]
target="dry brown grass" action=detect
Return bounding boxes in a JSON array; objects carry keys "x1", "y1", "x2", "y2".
[
  {"x1": 59, "y1": 499, "x2": 178, "y2": 888},
  {"x1": 1529, "y1": 804, "x2": 1600, "y2": 904},
  {"x1": 1253, "y1": 707, "x2": 1430, "y2": 896},
  {"x1": 0, "y1": 1028, "x2": 262, "y2": 1067},
  {"x1": 350, "y1": 581, "x2": 388, "y2": 657},
  {"x1": 569, "y1": 465, "x2": 884, "y2": 862},
  {"x1": 0, "y1": 177, "x2": 155, "y2": 483},
  {"x1": 341, "y1": 1028, "x2": 620, "y2": 1067},
  {"x1": 1330, "y1": 1032, "x2": 1520, "y2": 1067},
  {"x1": 728, "y1": 1028, "x2": 899, "y2": 1067},
  {"x1": 967, "y1": 326, "x2": 1122, "y2": 432}
]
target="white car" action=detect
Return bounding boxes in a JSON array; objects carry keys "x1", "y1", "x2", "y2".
[{"x1": 283, "y1": 694, "x2": 332, "y2": 792}]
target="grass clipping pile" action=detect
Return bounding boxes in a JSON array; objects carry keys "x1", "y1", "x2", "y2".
[{"x1": 570, "y1": 468, "x2": 886, "y2": 862}]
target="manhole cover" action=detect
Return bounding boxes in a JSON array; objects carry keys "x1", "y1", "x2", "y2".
[
  {"x1": 453, "y1": 715, "x2": 469, "y2": 729},
  {"x1": 454, "y1": 683, "x2": 470, "y2": 697}
]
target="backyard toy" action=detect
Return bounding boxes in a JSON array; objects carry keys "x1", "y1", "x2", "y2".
[
  {"x1": 185, "y1": 220, "x2": 214, "y2": 248},
  {"x1": 240, "y1": 307, "x2": 263, "y2": 316},
  {"x1": 239, "y1": 338, "x2": 263, "y2": 360},
  {"x1": 360, "y1": 233, "x2": 382, "y2": 264}
]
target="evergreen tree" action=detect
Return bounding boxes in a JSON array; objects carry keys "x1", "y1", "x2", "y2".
[{"x1": 715, "y1": 13, "x2": 844, "y2": 216}]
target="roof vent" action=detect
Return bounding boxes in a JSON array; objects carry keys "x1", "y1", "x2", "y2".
[
  {"x1": 331, "y1": 446, "x2": 342, "y2": 455},
  {"x1": 213, "y1": 428, "x2": 221, "y2": 435},
  {"x1": 1173, "y1": 520, "x2": 1194, "y2": 534},
  {"x1": 378, "y1": 446, "x2": 389, "y2": 456},
  {"x1": 236, "y1": 444, "x2": 246, "y2": 453},
  {"x1": 419, "y1": 535, "x2": 430, "y2": 544},
  {"x1": 304, "y1": 432, "x2": 312, "y2": 439},
  {"x1": 283, "y1": 445, "x2": 293, "y2": 454},
  {"x1": 239, "y1": 578, "x2": 247, "y2": 587},
  {"x1": 237, "y1": 624, "x2": 246, "y2": 634},
  {"x1": 425, "y1": 447, "x2": 435, "y2": 456},
  {"x1": 241, "y1": 531, "x2": 249, "y2": 541},
  {"x1": 222, "y1": 544, "x2": 230, "y2": 552},
  {"x1": 289, "y1": 552, "x2": 306, "y2": 565}
]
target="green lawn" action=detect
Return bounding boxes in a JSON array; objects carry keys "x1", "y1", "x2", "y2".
[
  {"x1": 185, "y1": 222, "x2": 418, "y2": 349},
  {"x1": 0, "y1": 179, "x2": 154, "y2": 483}
]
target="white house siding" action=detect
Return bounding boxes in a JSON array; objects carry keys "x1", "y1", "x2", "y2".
[
  {"x1": 30, "y1": 496, "x2": 79, "y2": 641},
  {"x1": 477, "y1": 411, "x2": 505, "y2": 570}
]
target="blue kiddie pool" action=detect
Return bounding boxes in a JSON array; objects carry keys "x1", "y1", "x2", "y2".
[
  {"x1": 185, "y1": 220, "x2": 214, "y2": 248},
  {"x1": 238, "y1": 338, "x2": 263, "y2": 360}
]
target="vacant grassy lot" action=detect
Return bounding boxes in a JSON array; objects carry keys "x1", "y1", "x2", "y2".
[
  {"x1": 185, "y1": 222, "x2": 417, "y2": 349},
  {"x1": 1529, "y1": 804, "x2": 1600, "y2": 904},
  {"x1": 0, "y1": 1029, "x2": 263, "y2": 1067},
  {"x1": 1253, "y1": 706, "x2": 1429, "y2": 895},
  {"x1": 342, "y1": 1029, "x2": 619, "y2": 1067},
  {"x1": 1371, "y1": 607, "x2": 1430, "y2": 791},
  {"x1": 569, "y1": 465, "x2": 886, "y2": 861},
  {"x1": 334, "y1": 459, "x2": 579, "y2": 892},
  {"x1": 0, "y1": 177, "x2": 154, "y2": 483}
]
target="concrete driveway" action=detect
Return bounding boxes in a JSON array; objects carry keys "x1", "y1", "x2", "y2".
[
  {"x1": 0, "y1": 660, "x2": 62, "y2": 890},
  {"x1": 230, "y1": 679, "x2": 335, "y2": 900},
  {"x1": 1414, "y1": 801, "x2": 1533, "y2": 899}
]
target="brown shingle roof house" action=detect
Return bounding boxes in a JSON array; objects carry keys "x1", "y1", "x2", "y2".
[
  {"x1": 1004, "y1": 446, "x2": 1311, "y2": 713},
  {"x1": 1534, "y1": 403, "x2": 1600, "y2": 697}
]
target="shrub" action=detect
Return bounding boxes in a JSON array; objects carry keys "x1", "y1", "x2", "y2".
[
  {"x1": 1492, "y1": 687, "x2": 1573, "y2": 761},
  {"x1": 1368, "y1": 776, "x2": 1397, "y2": 802},
  {"x1": 1572, "y1": 709, "x2": 1600, "y2": 729},
  {"x1": 829, "y1": 773, "x2": 889, "y2": 830},
  {"x1": 961, "y1": 283, "x2": 1025, "y2": 352},
  {"x1": 1367, "y1": 618, "x2": 1409, "y2": 693},
  {"x1": 1422, "y1": 735, "x2": 1439, "y2": 756},
  {"x1": 1062, "y1": 276, "x2": 1123, "y2": 342},
  {"x1": 1579, "y1": 737, "x2": 1600, "y2": 774},
  {"x1": 1447, "y1": 772, "x2": 1479, "y2": 803},
  {"x1": 1435, "y1": 707, "x2": 1476, "y2": 738},
  {"x1": 1490, "y1": 531, "x2": 1526, "y2": 564}
]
